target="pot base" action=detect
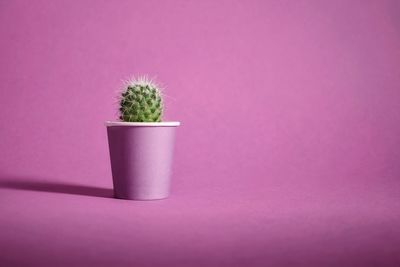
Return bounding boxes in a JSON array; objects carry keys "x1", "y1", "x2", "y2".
[{"x1": 113, "y1": 193, "x2": 169, "y2": 201}]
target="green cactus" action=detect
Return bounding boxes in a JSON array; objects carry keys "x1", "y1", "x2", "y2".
[{"x1": 119, "y1": 76, "x2": 163, "y2": 122}]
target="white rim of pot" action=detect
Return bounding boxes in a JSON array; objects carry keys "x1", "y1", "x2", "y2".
[{"x1": 105, "y1": 121, "x2": 180, "y2": 127}]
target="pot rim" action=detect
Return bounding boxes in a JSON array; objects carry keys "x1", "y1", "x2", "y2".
[{"x1": 105, "y1": 121, "x2": 180, "y2": 127}]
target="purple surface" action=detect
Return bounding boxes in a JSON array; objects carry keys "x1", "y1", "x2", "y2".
[{"x1": 0, "y1": 0, "x2": 400, "y2": 266}]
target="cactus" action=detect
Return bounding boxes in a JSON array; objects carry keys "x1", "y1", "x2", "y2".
[{"x1": 118, "y1": 76, "x2": 163, "y2": 122}]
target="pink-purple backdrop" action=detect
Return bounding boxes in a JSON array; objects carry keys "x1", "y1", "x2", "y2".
[{"x1": 1, "y1": 0, "x2": 400, "y2": 266}]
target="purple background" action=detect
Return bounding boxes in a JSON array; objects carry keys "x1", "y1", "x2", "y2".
[{"x1": 1, "y1": 0, "x2": 400, "y2": 266}]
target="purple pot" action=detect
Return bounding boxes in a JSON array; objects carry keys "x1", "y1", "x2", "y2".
[{"x1": 105, "y1": 121, "x2": 180, "y2": 200}]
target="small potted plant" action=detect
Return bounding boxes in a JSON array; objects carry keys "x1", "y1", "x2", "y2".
[{"x1": 105, "y1": 76, "x2": 180, "y2": 200}]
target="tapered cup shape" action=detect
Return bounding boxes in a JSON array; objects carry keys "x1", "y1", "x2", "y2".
[{"x1": 106, "y1": 121, "x2": 179, "y2": 200}]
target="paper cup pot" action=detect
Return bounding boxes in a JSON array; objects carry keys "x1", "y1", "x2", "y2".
[{"x1": 105, "y1": 121, "x2": 180, "y2": 200}]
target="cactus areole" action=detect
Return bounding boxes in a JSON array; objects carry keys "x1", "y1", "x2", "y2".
[{"x1": 119, "y1": 76, "x2": 163, "y2": 122}]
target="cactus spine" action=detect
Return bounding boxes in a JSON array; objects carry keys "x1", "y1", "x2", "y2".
[{"x1": 119, "y1": 76, "x2": 163, "y2": 122}]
